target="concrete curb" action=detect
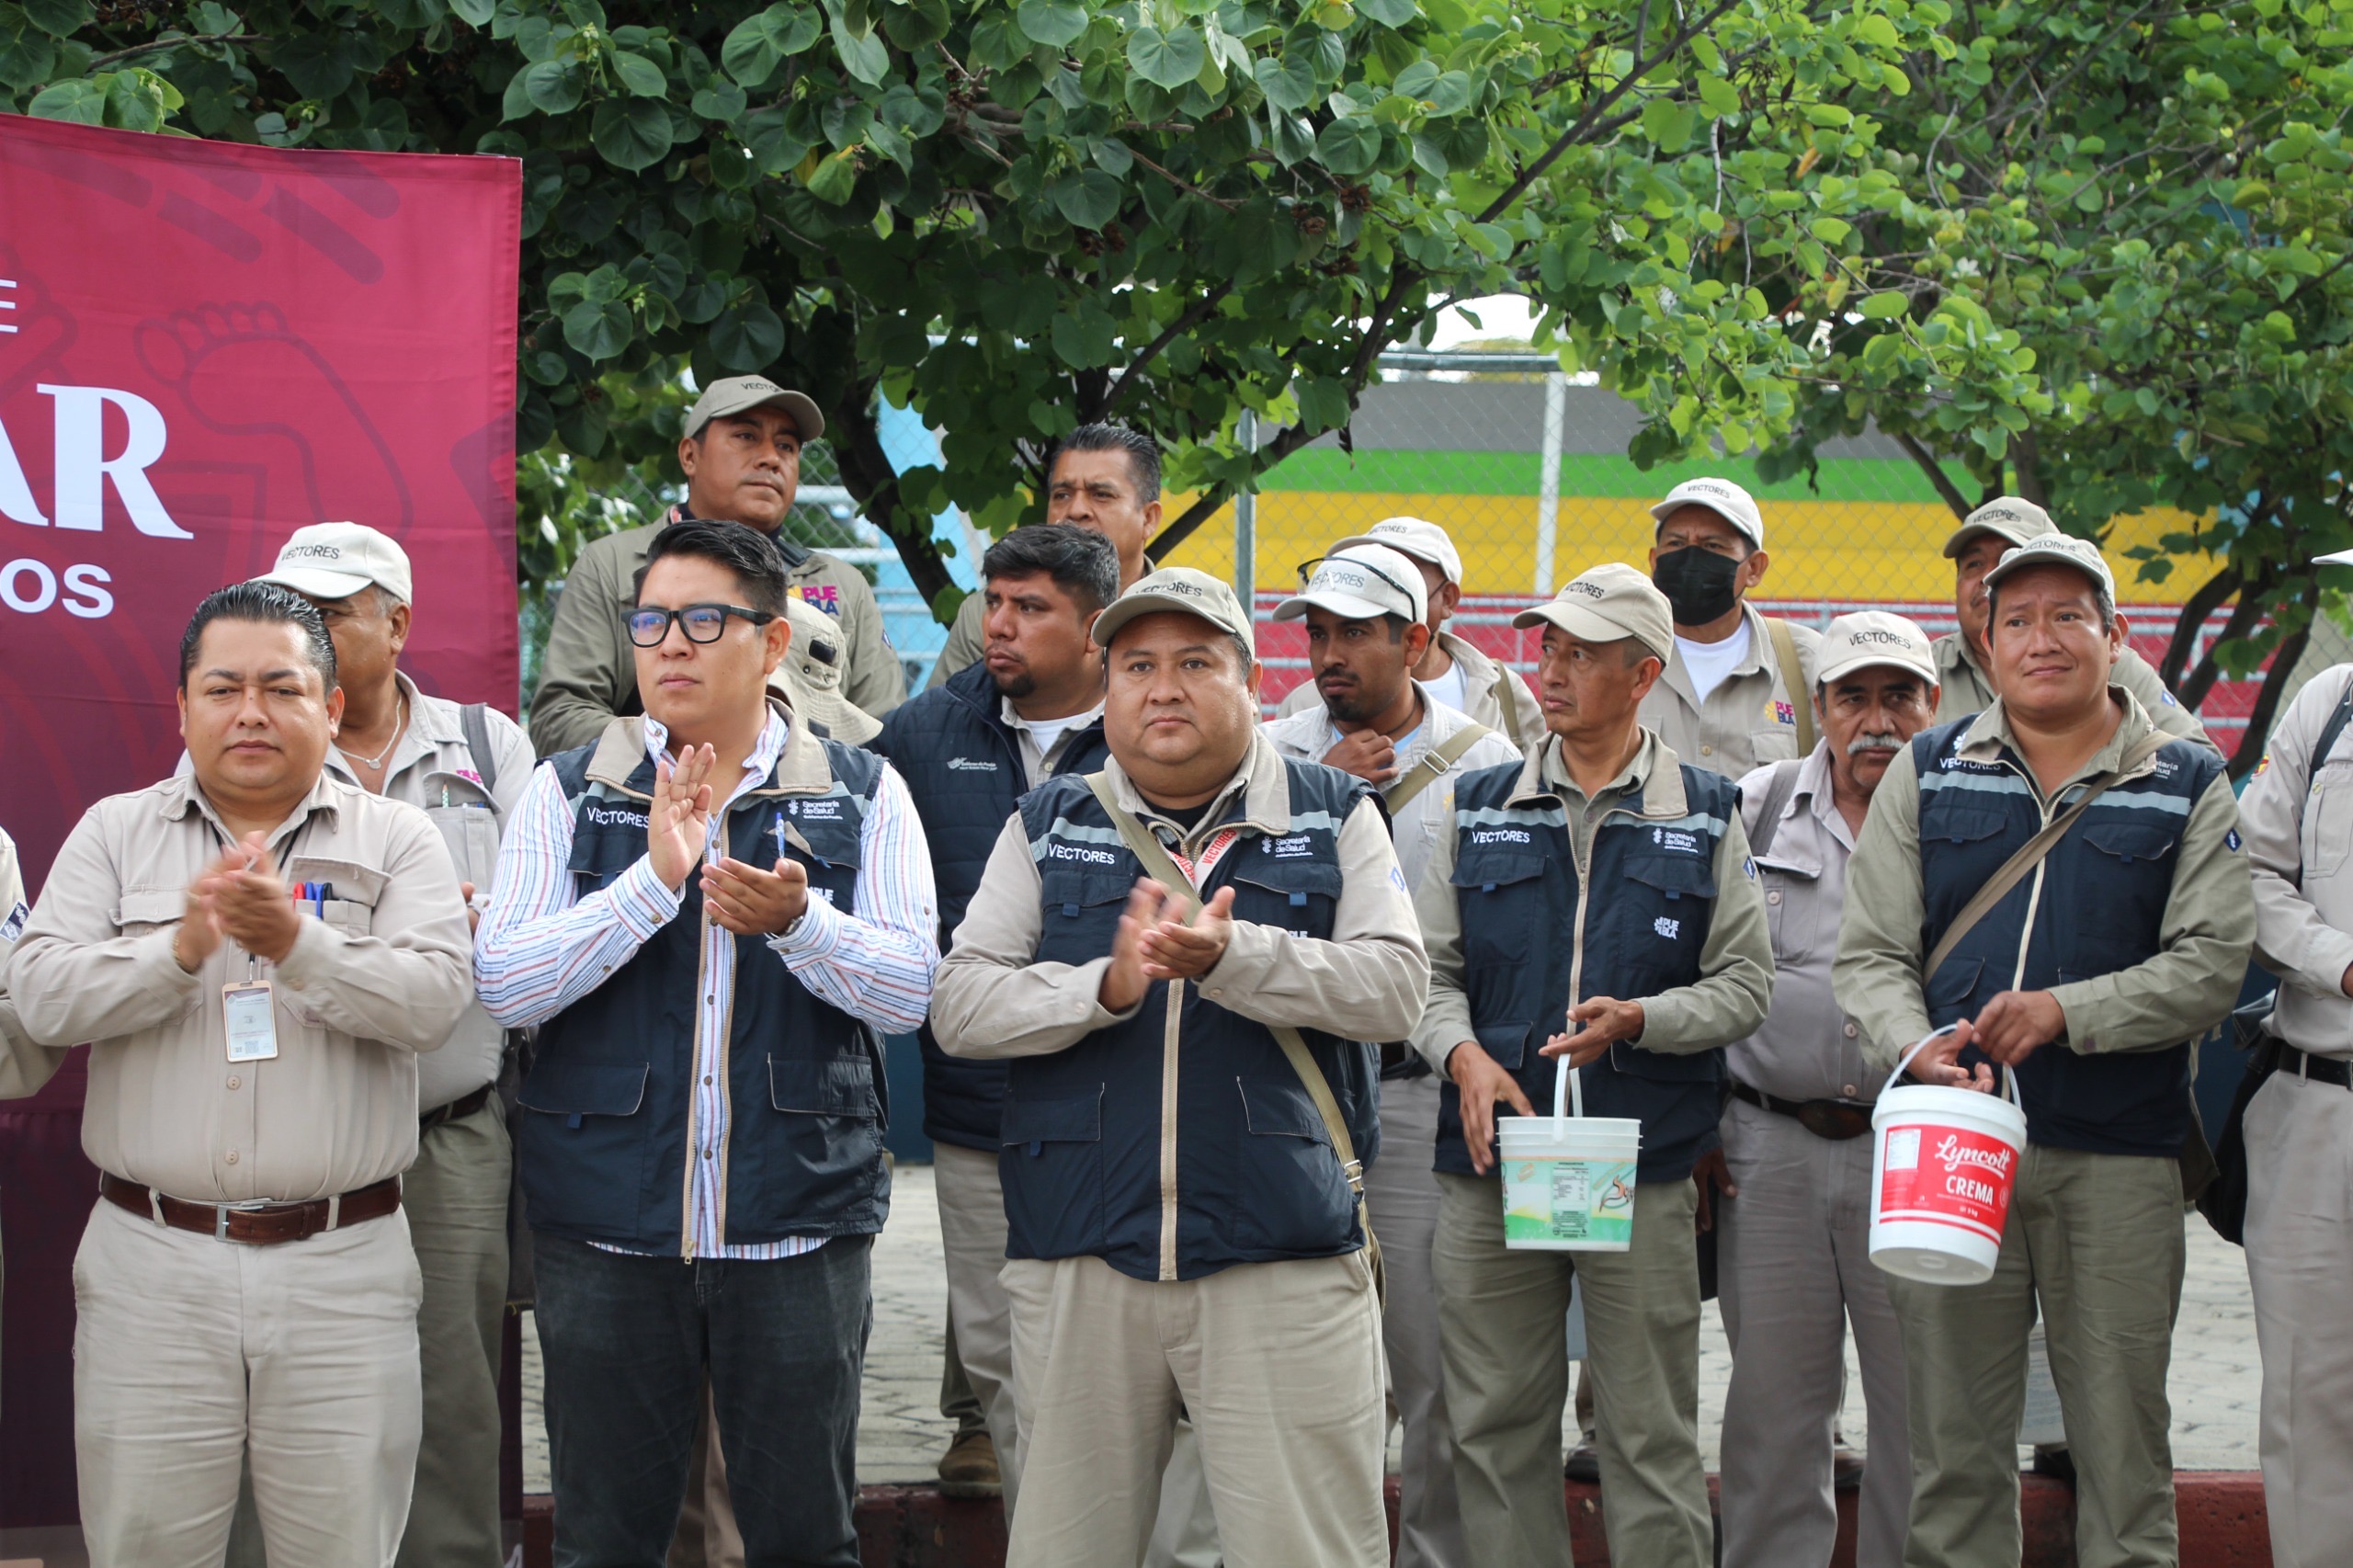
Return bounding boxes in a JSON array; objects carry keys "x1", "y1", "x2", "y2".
[{"x1": 519, "y1": 1471, "x2": 2274, "y2": 1566}]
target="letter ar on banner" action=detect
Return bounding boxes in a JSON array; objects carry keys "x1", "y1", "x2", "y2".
[
  {"x1": 0, "y1": 114, "x2": 521, "y2": 891},
  {"x1": 0, "y1": 116, "x2": 517, "y2": 1531}
]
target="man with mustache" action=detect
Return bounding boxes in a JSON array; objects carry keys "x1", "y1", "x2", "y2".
[
  {"x1": 1273, "y1": 517, "x2": 1544, "y2": 751},
  {"x1": 1835, "y1": 534, "x2": 2252, "y2": 1568},
  {"x1": 1262, "y1": 541, "x2": 1520, "y2": 1568},
  {"x1": 1715, "y1": 612, "x2": 1939, "y2": 1568},
  {"x1": 531, "y1": 376, "x2": 904, "y2": 757}
]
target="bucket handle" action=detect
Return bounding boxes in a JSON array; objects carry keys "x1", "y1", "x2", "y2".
[
  {"x1": 1550, "y1": 1054, "x2": 1586, "y2": 1126},
  {"x1": 1893, "y1": 1023, "x2": 2022, "y2": 1107}
]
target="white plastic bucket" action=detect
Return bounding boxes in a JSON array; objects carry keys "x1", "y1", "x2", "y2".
[
  {"x1": 1498, "y1": 1060, "x2": 1643, "y2": 1251},
  {"x1": 1869, "y1": 1026, "x2": 2029, "y2": 1286}
]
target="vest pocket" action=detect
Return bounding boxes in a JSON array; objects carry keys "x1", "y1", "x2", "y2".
[
  {"x1": 1231, "y1": 1079, "x2": 1353, "y2": 1254},
  {"x1": 1925, "y1": 954, "x2": 1984, "y2": 1028},
  {"x1": 1451, "y1": 851, "x2": 1547, "y2": 965},
  {"x1": 517, "y1": 1062, "x2": 653, "y2": 1233},
  {"x1": 2080, "y1": 822, "x2": 2178, "y2": 867},
  {"x1": 1227, "y1": 860, "x2": 1343, "y2": 937},
  {"x1": 1037, "y1": 869, "x2": 1132, "y2": 966},
  {"x1": 520, "y1": 1060, "x2": 651, "y2": 1119},
  {"x1": 999, "y1": 1090, "x2": 1106, "y2": 1257},
  {"x1": 1475, "y1": 1019, "x2": 1531, "y2": 1071},
  {"x1": 768, "y1": 1055, "x2": 880, "y2": 1119},
  {"x1": 1618, "y1": 851, "x2": 1717, "y2": 991}
]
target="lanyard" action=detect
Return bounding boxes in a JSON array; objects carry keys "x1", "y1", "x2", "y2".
[{"x1": 1158, "y1": 825, "x2": 1241, "y2": 891}]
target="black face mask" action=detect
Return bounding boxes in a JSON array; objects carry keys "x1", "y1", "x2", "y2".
[{"x1": 1652, "y1": 546, "x2": 1743, "y2": 625}]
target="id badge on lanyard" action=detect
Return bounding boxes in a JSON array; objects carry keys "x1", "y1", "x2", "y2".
[{"x1": 224, "y1": 960, "x2": 279, "y2": 1062}]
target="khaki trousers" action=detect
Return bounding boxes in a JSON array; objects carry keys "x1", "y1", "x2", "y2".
[
  {"x1": 74, "y1": 1196, "x2": 424, "y2": 1568},
  {"x1": 2244, "y1": 1068, "x2": 2353, "y2": 1568},
  {"x1": 1001, "y1": 1251, "x2": 1387, "y2": 1568},
  {"x1": 1886, "y1": 1143, "x2": 2183, "y2": 1568},
  {"x1": 936, "y1": 1142, "x2": 1222, "y2": 1566},
  {"x1": 1361, "y1": 1074, "x2": 1465, "y2": 1568},
  {"x1": 1715, "y1": 1100, "x2": 1909, "y2": 1568},
  {"x1": 1432, "y1": 1172, "x2": 1712, "y2": 1568},
  {"x1": 399, "y1": 1098, "x2": 512, "y2": 1568}
]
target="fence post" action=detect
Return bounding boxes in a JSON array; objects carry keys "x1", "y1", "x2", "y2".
[
  {"x1": 1234, "y1": 408, "x2": 1257, "y2": 619},
  {"x1": 1534, "y1": 371, "x2": 1566, "y2": 597}
]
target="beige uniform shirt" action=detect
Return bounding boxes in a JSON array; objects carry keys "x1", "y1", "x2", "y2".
[
  {"x1": 10, "y1": 772, "x2": 472, "y2": 1201},
  {"x1": 1000, "y1": 694, "x2": 1104, "y2": 789},
  {"x1": 0, "y1": 826, "x2": 52, "y2": 1100},
  {"x1": 1728, "y1": 746, "x2": 1883, "y2": 1103},
  {"x1": 348, "y1": 674, "x2": 534, "y2": 1108},
  {"x1": 2242, "y1": 664, "x2": 2353, "y2": 1055},
  {"x1": 930, "y1": 733, "x2": 1428, "y2": 1062},
  {"x1": 1261, "y1": 683, "x2": 1521, "y2": 892},
  {"x1": 1832, "y1": 690, "x2": 2253, "y2": 1074},
  {"x1": 1932, "y1": 631, "x2": 2211, "y2": 748},
  {"x1": 1274, "y1": 627, "x2": 1545, "y2": 754},
  {"x1": 531, "y1": 519, "x2": 904, "y2": 756},
  {"x1": 1638, "y1": 603, "x2": 1823, "y2": 779},
  {"x1": 1412, "y1": 730, "x2": 1776, "y2": 1074},
  {"x1": 926, "y1": 554, "x2": 1162, "y2": 692}
]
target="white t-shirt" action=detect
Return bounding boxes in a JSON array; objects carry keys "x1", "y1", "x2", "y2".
[
  {"x1": 1677, "y1": 619, "x2": 1752, "y2": 703},
  {"x1": 1424, "y1": 659, "x2": 1470, "y2": 718},
  {"x1": 1001, "y1": 696, "x2": 1104, "y2": 784}
]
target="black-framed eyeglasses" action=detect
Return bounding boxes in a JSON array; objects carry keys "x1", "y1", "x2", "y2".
[
  {"x1": 625, "y1": 603, "x2": 776, "y2": 647},
  {"x1": 1295, "y1": 554, "x2": 1419, "y2": 608}
]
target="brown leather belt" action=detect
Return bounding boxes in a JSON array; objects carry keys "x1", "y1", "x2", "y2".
[
  {"x1": 1730, "y1": 1081, "x2": 1875, "y2": 1141},
  {"x1": 421, "y1": 1083, "x2": 495, "y2": 1131},
  {"x1": 101, "y1": 1173, "x2": 402, "y2": 1244}
]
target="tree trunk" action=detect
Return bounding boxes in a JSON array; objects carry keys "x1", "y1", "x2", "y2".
[
  {"x1": 2177, "y1": 564, "x2": 2274, "y2": 714},
  {"x1": 825, "y1": 396, "x2": 958, "y2": 614},
  {"x1": 2231, "y1": 577, "x2": 2319, "y2": 778},
  {"x1": 2160, "y1": 563, "x2": 2244, "y2": 689}
]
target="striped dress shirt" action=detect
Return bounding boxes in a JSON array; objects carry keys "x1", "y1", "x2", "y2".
[{"x1": 477, "y1": 711, "x2": 938, "y2": 1258}]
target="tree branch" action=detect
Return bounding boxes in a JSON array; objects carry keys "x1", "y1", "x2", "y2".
[
  {"x1": 2232, "y1": 591, "x2": 2314, "y2": 779},
  {"x1": 1472, "y1": 0, "x2": 1745, "y2": 227},
  {"x1": 1105, "y1": 282, "x2": 1236, "y2": 419},
  {"x1": 90, "y1": 31, "x2": 261, "y2": 68},
  {"x1": 2179, "y1": 562, "x2": 2273, "y2": 712},
  {"x1": 1129, "y1": 150, "x2": 1239, "y2": 211},
  {"x1": 1893, "y1": 431, "x2": 1975, "y2": 518},
  {"x1": 2160, "y1": 562, "x2": 2244, "y2": 689}
]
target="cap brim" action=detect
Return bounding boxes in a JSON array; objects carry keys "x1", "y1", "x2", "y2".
[
  {"x1": 695, "y1": 389, "x2": 825, "y2": 442},
  {"x1": 1648, "y1": 497, "x2": 1761, "y2": 548},
  {"x1": 256, "y1": 566, "x2": 377, "y2": 601},
  {"x1": 1271, "y1": 589, "x2": 1402, "y2": 623},
  {"x1": 768, "y1": 673, "x2": 881, "y2": 744},
  {"x1": 1513, "y1": 600, "x2": 1669, "y2": 663},
  {"x1": 1092, "y1": 594, "x2": 1248, "y2": 651},
  {"x1": 1982, "y1": 555, "x2": 2114, "y2": 597},
  {"x1": 2315, "y1": 548, "x2": 2353, "y2": 567},
  {"x1": 1817, "y1": 653, "x2": 1938, "y2": 687},
  {"x1": 1941, "y1": 521, "x2": 2029, "y2": 560},
  {"x1": 1328, "y1": 532, "x2": 1459, "y2": 583}
]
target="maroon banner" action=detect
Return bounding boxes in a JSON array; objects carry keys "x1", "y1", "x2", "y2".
[
  {"x1": 0, "y1": 114, "x2": 521, "y2": 890},
  {"x1": 0, "y1": 117, "x2": 518, "y2": 1528}
]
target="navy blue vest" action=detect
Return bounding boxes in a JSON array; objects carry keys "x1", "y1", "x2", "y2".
[
  {"x1": 1438, "y1": 758, "x2": 1737, "y2": 1183},
  {"x1": 1914, "y1": 718, "x2": 2218, "y2": 1157},
  {"x1": 516, "y1": 735, "x2": 891, "y2": 1252},
  {"x1": 871, "y1": 662, "x2": 1109, "y2": 1152},
  {"x1": 1004, "y1": 761, "x2": 1381, "y2": 1282}
]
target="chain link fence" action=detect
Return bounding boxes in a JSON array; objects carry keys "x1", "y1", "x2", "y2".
[{"x1": 521, "y1": 353, "x2": 2340, "y2": 754}]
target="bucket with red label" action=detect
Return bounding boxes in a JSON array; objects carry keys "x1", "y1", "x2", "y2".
[{"x1": 1870, "y1": 1026, "x2": 2028, "y2": 1286}]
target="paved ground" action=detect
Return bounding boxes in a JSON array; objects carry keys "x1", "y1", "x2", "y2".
[{"x1": 520, "y1": 1161, "x2": 2264, "y2": 1494}]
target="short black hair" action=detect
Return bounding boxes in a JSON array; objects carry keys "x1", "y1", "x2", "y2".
[
  {"x1": 181, "y1": 582, "x2": 337, "y2": 690},
  {"x1": 1049, "y1": 423, "x2": 1161, "y2": 503},
  {"x1": 983, "y1": 524, "x2": 1121, "y2": 618},
  {"x1": 634, "y1": 518, "x2": 790, "y2": 616}
]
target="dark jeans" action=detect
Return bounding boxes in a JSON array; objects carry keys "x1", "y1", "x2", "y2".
[{"x1": 533, "y1": 1232, "x2": 874, "y2": 1568}]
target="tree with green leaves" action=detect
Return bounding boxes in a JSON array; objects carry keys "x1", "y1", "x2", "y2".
[
  {"x1": 1743, "y1": 0, "x2": 2353, "y2": 771},
  {"x1": 16, "y1": 0, "x2": 1963, "y2": 619}
]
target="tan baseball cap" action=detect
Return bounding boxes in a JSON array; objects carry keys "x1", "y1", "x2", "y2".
[
  {"x1": 1091, "y1": 566, "x2": 1254, "y2": 653},
  {"x1": 1273, "y1": 542, "x2": 1427, "y2": 625},
  {"x1": 257, "y1": 521, "x2": 413, "y2": 603},
  {"x1": 1816, "y1": 610, "x2": 1937, "y2": 687},
  {"x1": 685, "y1": 374, "x2": 825, "y2": 442},
  {"x1": 1328, "y1": 516, "x2": 1463, "y2": 586},
  {"x1": 1982, "y1": 532, "x2": 2115, "y2": 599},
  {"x1": 1513, "y1": 562, "x2": 1675, "y2": 664},
  {"x1": 1941, "y1": 496, "x2": 2055, "y2": 559},
  {"x1": 1651, "y1": 477, "x2": 1766, "y2": 549},
  {"x1": 771, "y1": 597, "x2": 881, "y2": 744}
]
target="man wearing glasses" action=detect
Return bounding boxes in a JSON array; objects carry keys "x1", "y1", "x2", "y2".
[{"x1": 477, "y1": 520, "x2": 939, "y2": 1567}]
